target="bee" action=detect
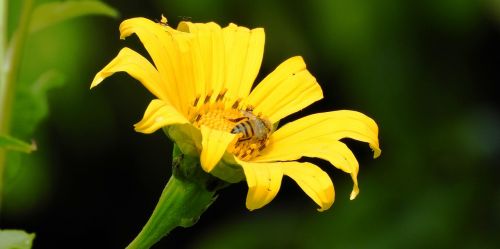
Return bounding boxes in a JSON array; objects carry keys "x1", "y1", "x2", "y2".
[{"x1": 230, "y1": 110, "x2": 272, "y2": 141}]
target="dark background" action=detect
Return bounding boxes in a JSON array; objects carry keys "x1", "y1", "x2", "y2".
[{"x1": 3, "y1": 0, "x2": 500, "y2": 248}]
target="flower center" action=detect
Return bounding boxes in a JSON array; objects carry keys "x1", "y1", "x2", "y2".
[{"x1": 188, "y1": 89, "x2": 272, "y2": 161}]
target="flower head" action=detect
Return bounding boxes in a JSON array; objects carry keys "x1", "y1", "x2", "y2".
[{"x1": 91, "y1": 17, "x2": 381, "y2": 211}]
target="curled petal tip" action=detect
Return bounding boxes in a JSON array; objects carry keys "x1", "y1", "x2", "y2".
[
  {"x1": 350, "y1": 190, "x2": 359, "y2": 200},
  {"x1": 317, "y1": 207, "x2": 328, "y2": 212},
  {"x1": 371, "y1": 144, "x2": 382, "y2": 158},
  {"x1": 317, "y1": 200, "x2": 333, "y2": 212},
  {"x1": 133, "y1": 123, "x2": 142, "y2": 131}
]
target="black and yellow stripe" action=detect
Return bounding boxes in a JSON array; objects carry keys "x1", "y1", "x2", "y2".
[{"x1": 231, "y1": 120, "x2": 254, "y2": 139}]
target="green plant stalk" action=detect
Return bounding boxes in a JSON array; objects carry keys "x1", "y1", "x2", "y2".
[
  {"x1": 0, "y1": 0, "x2": 6, "y2": 196},
  {"x1": 0, "y1": 0, "x2": 5, "y2": 63},
  {"x1": 0, "y1": 0, "x2": 7, "y2": 209},
  {"x1": 126, "y1": 144, "x2": 228, "y2": 249},
  {"x1": 0, "y1": 0, "x2": 34, "y2": 208}
]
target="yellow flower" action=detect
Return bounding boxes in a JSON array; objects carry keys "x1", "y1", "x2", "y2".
[{"x1": 91, "y1": 17, "x2": 381, "y2": 211}]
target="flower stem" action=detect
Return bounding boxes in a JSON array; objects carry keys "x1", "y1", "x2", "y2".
[{"x1": 126, "y1": 144, "x2": 228, "y2": 249}]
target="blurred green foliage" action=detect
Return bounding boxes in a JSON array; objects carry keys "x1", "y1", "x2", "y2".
[
  {"x1": 29, "y1": 0, "x2": 118, "y2": 33},
  {"x1": 0, "y1": 135, "x2": 36, "y2": 153},
  {"x1": 1, "y1": 0, "x2": 118, "y2": 234},
  {"x1": 0, "y1": 229, "x2": 35, "y2": 249},
  {"x1": 2, "y1": 0, "x2": 500, "y2": 248}
]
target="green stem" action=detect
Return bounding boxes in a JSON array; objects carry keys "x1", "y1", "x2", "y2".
[
  {"x1": 0, "y1": 0, "x2": 7, "y2": 212},
  {"x1": 0, "y1": 0, "x2": 5, "y2": 64},
  {"x1": 0, "y1": 0, "x2": 34, "y2": 209},
  {"x1": 126, "y1": 145, "x2": 228, "y2": 249}
]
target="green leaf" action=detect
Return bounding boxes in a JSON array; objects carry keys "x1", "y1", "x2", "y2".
[
  {"x1": 1, "y1": 71, "x2": 62, "y2": 212},
  {"x1": 12, "y1": 70, "x2": 65, "y2": 139},
  {"x1": 29, "y1": 0, "x2": 119, "y2": 33},
  {"x1": 0, "y1": 135, "x2": 36, "y2": 153},
  {"x1": 0, "y1": 230, "x2": 35, "y2": 249}
]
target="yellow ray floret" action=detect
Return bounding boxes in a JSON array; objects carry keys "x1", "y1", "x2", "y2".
[
  {"x1": 200, "y1": 125, "x2": 238, "y2": 172},
  {"x1": 134, "y1": 99, "x2": 189, "y2": 134},
  {"x1": 246, "y1": 56, "x2": 323, "y2": 123}
]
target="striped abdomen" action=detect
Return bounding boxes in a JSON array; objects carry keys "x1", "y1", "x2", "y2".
[{"x1": 231, "y1": 117, "x2": 270, "y2": 141}]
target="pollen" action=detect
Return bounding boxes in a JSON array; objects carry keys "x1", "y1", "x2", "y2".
[{"x1": 188, "y1": 89, "x2": 272, "y2": 161}]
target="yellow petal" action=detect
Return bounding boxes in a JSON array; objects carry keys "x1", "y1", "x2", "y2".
[
  {"x1": 255, "y1": 140, "x2": 359, "y2": 174},
  {"x1": 349, "y1": 166, "x2": 360, "y2": 200},
  {"x1": 256, "y1": 141, "x2": 361, "y2": 201},
  {"x1": 223, "y1": 24, "x2": 265, "y2": 100},
  {"x1": 177, "y1": 22, "x2": 224, "y2": 99},
  {"x1": 256, "y1": 110, "x2": 380, "y2": 198},
  {"x1": 200, "y1": 126, "x2": 237, "y2": 172},
  {"x1": 91, "y1": 48, "x2": 168, "y2": 100},
  {"x1": 268, "y1": 110, "x2": 381, "y2": 158},
  {"x1": 134, "y1": 99, "x2": 189, "y2": 134},
  {"x1": 120, "y1": 17, "x2": 195, "y2": 114},
  {"x1": 281, "y1": 162, "x2": 335, "y2": 211},
  {"x1": 236, "y1": 160, "x2": 284, "y2": 211},
  {"x1": 246, "y1": 56, "x2": 323, "y2": 123}
]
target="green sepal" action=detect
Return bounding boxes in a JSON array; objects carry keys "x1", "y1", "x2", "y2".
[
  {"x1": 209, "y1": 154, "x2": 245, "y2": 183},
  {"x1": 163, "y1": 124, "x2": 245, "y2": 183},
  {"x1": 171, "y1": 144, "x2": 230, "y2": 192},
  {"x1": 12, "y1": 70, "x2": 65, "y2": 139},
  {"x1": 126, "y1": 144, "x2": 230, "y2": 249},
  {"x1": 164, "y1": 125, "x2": 245, "y2": 183},
  {"x1": 164, "y1": 124, "x2": 200, "y2": 157}
]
